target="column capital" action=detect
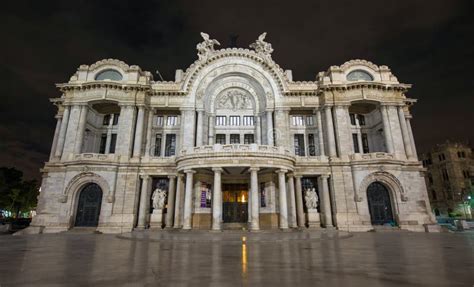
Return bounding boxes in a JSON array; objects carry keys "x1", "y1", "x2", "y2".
[
  {"x1": 287, "y1": 173, "x2": 295, "y2": 178},
  {"x1": 212, "y1": 167, "x2": 223, "y2": 173},
  {"x1": 249, "y1": 167, "x2": 260, "y2": 172},
  {"x1": 184, "y1": 169, "x2": 196, "y2": 174},
  {"x1": 319, "y1": 174, "x2": 330, "y2": 179},
  {"x1": 276, "y1": 169, "x2": 288, "y2": 174},
  {"x1": 274, "y1": 107, "x2": 291, "y2": 112},
  {"x1": 140, "y1": 174, "x2": 151, "y2": 180},
  {"x1": 294, "y1": 174, "x2": 303, "y2": 179},
  {"x1": 167, "y1": 175, "x2": 177, "y2": 179}
]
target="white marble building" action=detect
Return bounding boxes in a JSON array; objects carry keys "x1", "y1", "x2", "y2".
[{"x1": 32, "y1": 33, "x2": 436, "y2": 233}]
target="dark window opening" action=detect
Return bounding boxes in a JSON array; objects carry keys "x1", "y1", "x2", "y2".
[{"x1": 165, "y1": 134, "x2": 176, "y2": 157}]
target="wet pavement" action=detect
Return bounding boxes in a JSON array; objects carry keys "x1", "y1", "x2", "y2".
[{"x1": 0, "y1": 230, "x2": 473, "y2": 286}]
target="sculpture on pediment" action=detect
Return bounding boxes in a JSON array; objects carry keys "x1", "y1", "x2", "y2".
[
  {"x1": 217, "y1": 89, "x2": 252, "y2": 111},
  {"x1": 249, "y1": 32, "x2": 273, "y2": 59},
  {"x1": 152, "y1": 188, "x2": 167, "y2": 209},
  {"x1": 197, "y1": 32, "x2": 220, "y2": 61},
  {"x1": 304, "y1": 188, "x2": 318, "y2": 210}
]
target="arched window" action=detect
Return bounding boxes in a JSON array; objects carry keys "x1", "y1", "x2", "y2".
[
  {"x1": 95, "y1": 69, "x2": 123, "y2": 81},
  {"x1": 347, "y1": 70, "x2": 373, "y2": 81}
]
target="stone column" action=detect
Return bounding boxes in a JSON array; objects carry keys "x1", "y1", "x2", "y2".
[
  {"x1": 287, "y1": 174, "x2": 297, "y2": 228},
  {"x1": 55, "y1": 105, "x2": 70, "y2": 158},
  {"x1": 255, "y1": 115, "x2": 261, "y2": 144},
  {"x1": 316, "y1": 109, "x2": 325, "y2": 156},
  {"x1": 182, "y1": 170, "x2": 195, "y2": 230},
  {"x1": 211, "y1": 168, "x2": 223, "y2": 231},
  {"x1": 144, "y1": 109, "x2": 154, "y2": 157},
  {"x1": 180, "y1": 109, "x2": 196, "y2": 148},
  {"x1": 277, "y1": 169, "x2": 289, "y2": 229},
  {"x1": 173, "y1": 174, "x2": 184, "y2": 228},
  {"x1": 196, "y1": 110, "x2": 204, "y2": 146},
  {"x1": 324, "y1": 106, "x2": 337, "y2": 157},
  {"x1": 249, "y1": 167, "x2": 260, "y2": 231},
  {"x1": 381, "y1": 105, "x2": 394, "y2": 154},
  {"x1": 117, "y1": 105, "x2": 137, "y2": 158},
  {"x1": 318, "y1": 175, "x2": 334, "y2": 228},
  {"x1": 73, "y1": 105, "x2": 88, "y2": 154},
  {"x1": 266, "y1": 110, "x2": 274, "y2": 146},
  {"x1": 165, "y1": 175, "x2": 176, "y2": 228},
  {"x1": 137, "y1": 175, "x2": 151, "y2": 229},
  {"x1": 274, "y1": 108, "x2": 290, "y2": 147},
  {"x1": 406, "y1": 117, "x2": 418, "y2": 158},
  {"x1": 208, "y1": 114, "x2": 215, "y2": 145},
  {"x1": 132, "y1": 106, "x2": 146, "y2": 157},
  {"x1": 355, "y1": 116, "x2": 363, "y2": 153},
  {"x1": 294, "y1": 176, "x2": 305, "y2": 228},
  {"x1": 397, "y1": 106, "x2": 414, "y2": 159},
  {"x1": 105, "y1": 114, "x2": 113, "y2": 154},
  {"x1": 49, "y1": 116, "x2": 62, "y2": 160}
]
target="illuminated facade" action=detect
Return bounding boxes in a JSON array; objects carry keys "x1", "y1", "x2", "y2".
[{"x1": 31, "y1": 33, "x2": 436, "y2": 233}]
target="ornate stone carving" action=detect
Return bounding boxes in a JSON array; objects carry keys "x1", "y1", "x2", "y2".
[
  {"x1": 304, "y1": 188, "x2": 318, "y2": 209},
  {"x1": 216, "y1": 89, "x2": 252, "y2": 110},
  {"x1": 152, "y1": 188, "x2": 167, "y2": 209},
  {"x1": 249, "y1": 32, "x2": 273, "y2": 59},
  {"x1": 197, "y1": 32, "x2": 220, "y2": 61}
]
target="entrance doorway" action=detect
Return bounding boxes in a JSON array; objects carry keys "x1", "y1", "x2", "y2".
[
  {"x1": 75, "y1": 183, "x2": 102, "y2": 227},
  {"x1": 222, "y1": 184, "x2": 248, "y2": 223},
  {"x1": 367, "y1": 182, "x2": 395, "y2": 225}
]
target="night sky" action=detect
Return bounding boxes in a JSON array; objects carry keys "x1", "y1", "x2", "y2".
[{"x1": 1, "y1": 0, "x2": 473, "y2": 180}]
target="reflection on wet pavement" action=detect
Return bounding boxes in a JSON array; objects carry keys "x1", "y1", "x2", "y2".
[{"x1": 0, "y1": 231, "x2": 473, "y2": 286}]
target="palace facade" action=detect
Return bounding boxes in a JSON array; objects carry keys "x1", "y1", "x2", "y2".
[{"x1": 32, "y1": 33, "x2": 436, "y2": 233}]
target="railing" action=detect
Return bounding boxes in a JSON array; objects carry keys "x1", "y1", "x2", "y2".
[
  {"x1": 179, "y1": 144, "x2": 294, "y2": 158},
  {"x1": 73, "y1": 153, "x2": 119, "y2": 161},
  {"x1": 349, "y1": 152, "x2": 395, "y2": 161}
]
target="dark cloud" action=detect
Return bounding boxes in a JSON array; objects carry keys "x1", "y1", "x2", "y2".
[{"x1": 1, "y1": 0, "x2": 473, "y2": 180}]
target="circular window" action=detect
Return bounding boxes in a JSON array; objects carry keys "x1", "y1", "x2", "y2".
[
  {"x1": 95, "y1": 69, "x2": 123, "y2": 81},
  {"x1": 347, "y1": 70, "x2": 373, "y2": 81}
]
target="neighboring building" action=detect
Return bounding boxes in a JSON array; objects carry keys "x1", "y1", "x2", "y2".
[
  {"x1": 31, "y1": 33, "x2": 435, "y2": 234},
  {"x1": 421, "y1": 142, "x2": 473, "y2": 218}
]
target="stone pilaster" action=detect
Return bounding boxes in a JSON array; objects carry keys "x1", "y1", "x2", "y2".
[
  {"x1": 397, "y1": 106, "x2": 414, "y2": 159},
  {"x1": 61, "y1": 105, "x2": 81, "y2": 160},
  {"x1": 315, "y1": 109, "x2": 325, "y2": 156},
  {"x1": 116, "y1": 105, "x2": 137, "y2": 158},
  {"x1": 381, "y1": 105, "x2": 394, "y2": 154},
  {"x1": 274, "y1": 108, "x2": 290, "y2": 148},
  {"x1": 73, "y1": 105, "x2": 88, "y2": 154},
  {"x1": 196, "y1": 110, "x2": 204, "y2": 146},
  {"x1": 49, "y1": 116, "x2": 62, "y2": 160},
  {"x1": 333, "y1": 105, "x2": 352, "y2": 156},
  {"x1": 324, "y1": 106, "x2": 337, "y2": 157},
  {"x1": 180, "y1": 108, "x2": 196, "y2": 149},
  {"x1": 208, "y1": 114, "x2": 215, "y2": 145},
  {"x1": 144, "y1": 108, "x2": 154, "y2": 158},
  {"x1": 255, "y1": 114, "x2": 262, "y2": 144},
  {"x1": 132, "y1": 106, "x2": 146, "y2": 157},
  {"x1": 266, "y1": 110, "x2": 274, "y2": 146}
]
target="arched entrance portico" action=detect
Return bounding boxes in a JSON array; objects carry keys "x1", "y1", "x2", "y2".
[
  {"x1": 367, "y1": 182, "x2": 395, "y2": 225},
  {"x1": 75, "y1": 183, "x2": 103, "y2": 227}
]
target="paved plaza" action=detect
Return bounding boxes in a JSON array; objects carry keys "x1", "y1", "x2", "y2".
[{"x1": 0, "y1": 230, "x2": 473, "y2": 286}]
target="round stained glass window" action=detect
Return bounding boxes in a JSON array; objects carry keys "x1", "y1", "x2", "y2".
[
  {"x1": 95, "y1": 69, "x2": 123, "y2": 81},
  {"x1": 346, "y1": 70, "x2": 373, "y2": 81}
]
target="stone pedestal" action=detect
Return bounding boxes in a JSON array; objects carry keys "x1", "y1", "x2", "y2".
[
  {"x1": 150, "y1": 209, "x2": 164, "y2": 229},
  {"x1": 306, "y1": 209, "x2": 321, "y2": 228}
]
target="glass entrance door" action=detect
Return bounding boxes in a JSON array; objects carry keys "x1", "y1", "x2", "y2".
[{"x1": 222, "y1": 184, "x2": 248, "y2": 223}]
